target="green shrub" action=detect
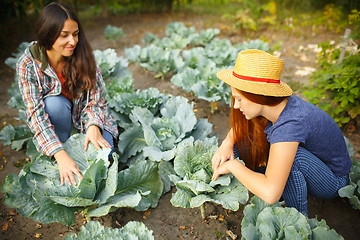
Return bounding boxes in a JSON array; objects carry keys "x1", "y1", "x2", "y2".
[
  {"x1": 303, "y1": 42, "x2": 360, "y2": 127},
  {"x1": 221, "y1": 0, "x2": 277, "y2": 36},
  {"x1": 303, "y1": 10, "x2": 360, "y2": 127}
]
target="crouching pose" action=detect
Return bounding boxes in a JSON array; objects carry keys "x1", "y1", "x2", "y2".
[
  {"x1": 211, "y1": 49, "x2": 351, "y2": 215},
  {"x1": 16, "y1": 2, "x2": 118, "y2": 186}
]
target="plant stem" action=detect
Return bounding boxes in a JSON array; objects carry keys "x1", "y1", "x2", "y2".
[
  {"x1": 200, "y1": 203, "x2": 206, "y2": 220},
  {"x1": 0, "y1": 148, "x2": 7, "y2": 171},
  {"x1": 210, "y1": 101, "x2": 218, "y2": 114}
]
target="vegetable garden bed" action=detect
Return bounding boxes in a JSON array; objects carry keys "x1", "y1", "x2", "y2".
[{"x1": 1, "y1": 11, "x2": 360, "y2": 240}]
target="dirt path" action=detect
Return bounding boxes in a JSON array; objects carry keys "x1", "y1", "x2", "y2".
[{"x1": 1, "y1": 11, "x2": 359, "y2": 240}]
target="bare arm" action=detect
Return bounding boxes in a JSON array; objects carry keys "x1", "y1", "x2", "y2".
[
  {"x1": 211, "y1": 128, "x2": 236, "y2": 172},
  {"x1": 212, "y1": 141, "x2": 299, "y2": 204}
]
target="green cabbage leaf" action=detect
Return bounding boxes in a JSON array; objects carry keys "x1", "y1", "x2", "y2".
[
  {"x1": 93, "y1": 48, "x2": 124, "y2": 79},
  {"x1": 169, "y1": 139, "x2": 248, "y2": 213},
  {"x1": 1, "y1": 134, "x2": 163, "y2": 226},
  {"x1": 5, "y1": 41, "x2": 30, "y2": 70},
  {"x1": 241, "y1": 196, "x2": 344, "y2": 240},
  {"x1": 117, "y1": 95, "x2": 213, "y2": 163},
  {"x1": 107, "y1": 88, "x2": 165, "y2": 129},
  {"x1": 170, "y1": 58, "x2": 231, "y2": 104},
  {"x1": 64, "y1": 220, "x2": 154, "y2": 240},
  {"x1": 338, "y1": 138, "x2": 360, "y2": 210},
  {"x1": 104, "y1": 25, "x2": 126, "y2": 47},
  {"x1": 338, "y1": 159, "x2": 360, "y2": 210}
]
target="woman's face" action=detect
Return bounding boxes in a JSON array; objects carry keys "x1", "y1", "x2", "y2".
[
  {"x1": 231, "y1": 87, "x2": 263, "y2": 120},
  {"x1": 51, "y1": 19, "x2": 79, "y2": 58}
]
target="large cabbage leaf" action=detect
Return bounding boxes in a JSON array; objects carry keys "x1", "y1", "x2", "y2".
[
  {"x1": 169, "y1": 139, "x2": 248, "y2": 216},
  {"x1": 87, "y1": 159, "x2": 163, "y2": 217},
  {"x1": 125, "y1": 45, "x2": 149, "y2": 65},
  {"x1": 165, "y1": 22, "x2": 197, "y2": 38},
  {"x1": 181, "y1": 47, "x2": 206, "y2": 70},
  {"x1": 107, "y1": 88, "x2": 165, "y2": 129},
  {"x1": 235, "y1": 39, "x2": 270, "y2": 52},
  {"x1": 1, "y1": 134, "x2": 163, "y2": 226},
  {"x1": 204, "y1": 38, "x2": 238, "y2": 68},
  {"x1": 241, "y1": 196, "x2": 344, "y2": 240},
  {"x1": 164, "y1": 22, "x2": 218, "y2": 47},
  {"x1": 0, "y1": 125, "x2": 32, "y2": 151},
  {"x1": 142, "y1": 32, "x2": 159, "y2": 46},
  {"x1": 158, "y1": 34, "x2": 192, "y2": 50},
  {"x1": 191, "y1": 28, "x2": 220, "y2": 46},
  {"x1": 255, "y1": 207, "x2": 311, "y2": 239},
  {"x1": 104, "y1": 25, "x2": 126, "y2": 47},
  {"x1": 117, "y1": 95, "x2": 213, "y2": 163},
  {"x1": 170, "y1": 37, "x2": 269, "y2": 107},
  {"x1": 138, "y1": 44, "x2": 184, "y2": 79},
  {"x1": 338, "y1": 138, "x2": 360, "y2": 210},
  {"x1": 170, "y1": 58, "x2": 231, "y2": 105},
  {"x1": 93, "y1": 48, "x2": 122, "y2": 79},
  {"x1": 338, "y1": 159, "x2": 360, "y2": 210},
  {"x1": 64, "y1": 220, "x2": 154, "y2": 240},
  {"x1": 5, "y1": 41, "x2": 30, "y2": 70}
]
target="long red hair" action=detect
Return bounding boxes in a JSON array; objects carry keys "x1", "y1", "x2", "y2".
[{"x1": 230, "y1": 89, "x2": 286, "y2": 170}]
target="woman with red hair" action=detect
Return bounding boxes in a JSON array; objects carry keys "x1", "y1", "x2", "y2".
[{"x1": 212, "y1": 49, "x2": 351, "y2": 215}]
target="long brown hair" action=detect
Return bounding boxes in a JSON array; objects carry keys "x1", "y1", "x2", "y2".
[
  {"x1": 230, "y1": 89, "x2": 286, "y2": 170},
  {"x1": 35, "y1": 2, "x2": 96, "y2": 99}
]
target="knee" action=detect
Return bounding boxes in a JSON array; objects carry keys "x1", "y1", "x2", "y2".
[
  {"x1": 293, "y1": 146, "x2": 314, "y2": 173},
  {"x1": 103, "y1": 130, "x2": 114, "y2": 148},
  {"x1": 44, "y1": 96, "x2": 71, "y2": 116}
]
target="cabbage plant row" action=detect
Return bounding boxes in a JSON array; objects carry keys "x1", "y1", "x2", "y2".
[
  {"x1": 124, "y1": 21, "x2": 269, "y2": 111},
  {"x1": 0, "y1": 33, "x2": 354, "y2": 239},
  {"x1": 2, "y1": 44, "x2": 245, "y2": 226}
]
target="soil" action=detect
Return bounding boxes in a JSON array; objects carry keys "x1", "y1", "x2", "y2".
[{"x1": 1, "y1": 11, "x2": 360, "y2": 240}]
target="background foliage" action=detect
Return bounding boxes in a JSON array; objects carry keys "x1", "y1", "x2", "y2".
[
  {"x1": 303, "y1": 10, "x2": 360, "y2": 128},
  {"x1": 2, "y1": 0, "x2": 360, "y2": 20},
  {"x1": 1, "y1": 1, "x2": 360, "y2": 238}
]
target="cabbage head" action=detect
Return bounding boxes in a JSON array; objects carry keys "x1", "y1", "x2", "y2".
[
  {"x1": 1, "y1": 134, "x2": 163, "y2": 226},
  {"x1": 117, "y1": 95, "x2": 213, "y2": 163},
  {"x1": 241, "y1": 195, "x2": 344, "y2": 240},
  {"x1": 169, "y1": 139, "x2": 248, "y2": 215}
]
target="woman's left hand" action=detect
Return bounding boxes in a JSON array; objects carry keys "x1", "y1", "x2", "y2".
[
  {"x1": 84, "y1": 125, "x2": 111, "y2": 151},
  {"x1": 212, "y1": 160, "x2": 233, "y2": 181}
]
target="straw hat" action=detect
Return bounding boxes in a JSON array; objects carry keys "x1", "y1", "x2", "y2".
[{"x1": 217, "y1": 49, "x2": 293, "y2": 97}]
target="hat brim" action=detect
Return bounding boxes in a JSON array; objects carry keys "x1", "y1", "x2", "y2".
[{"x1": 217, "y1": 69, "x2": 293, "y2": 97}]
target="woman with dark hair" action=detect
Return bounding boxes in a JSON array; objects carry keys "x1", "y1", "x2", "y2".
[
  {"x1": 211, "y1": 49, "x2": 351, "y2": 215},
  {"x1": 16, "y1": 2, "x2": 118, "y2": 186}
]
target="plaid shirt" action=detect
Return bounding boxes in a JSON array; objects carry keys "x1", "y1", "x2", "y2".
[{"x1": 16, "y1": 42, "x2": 118, "y2": 156}]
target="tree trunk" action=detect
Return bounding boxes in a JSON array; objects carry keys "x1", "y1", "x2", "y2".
[
  {"x1": 73, "y1": 0, "x2": 78, "y2": 14},
  {"x1": 167, "y1": 0, "x2": 173, "y2": 12},
  {"x1": 101, "y1": 0, "x2": 108, "y2": 18}
]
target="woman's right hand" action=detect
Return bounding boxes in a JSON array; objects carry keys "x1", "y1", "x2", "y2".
[
  {"x1": 211, "y1": 139, "x2": 234, "y2": 172},
  {"x1": 54, "y1": 150, "x2": 83, "y2": 186}
]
